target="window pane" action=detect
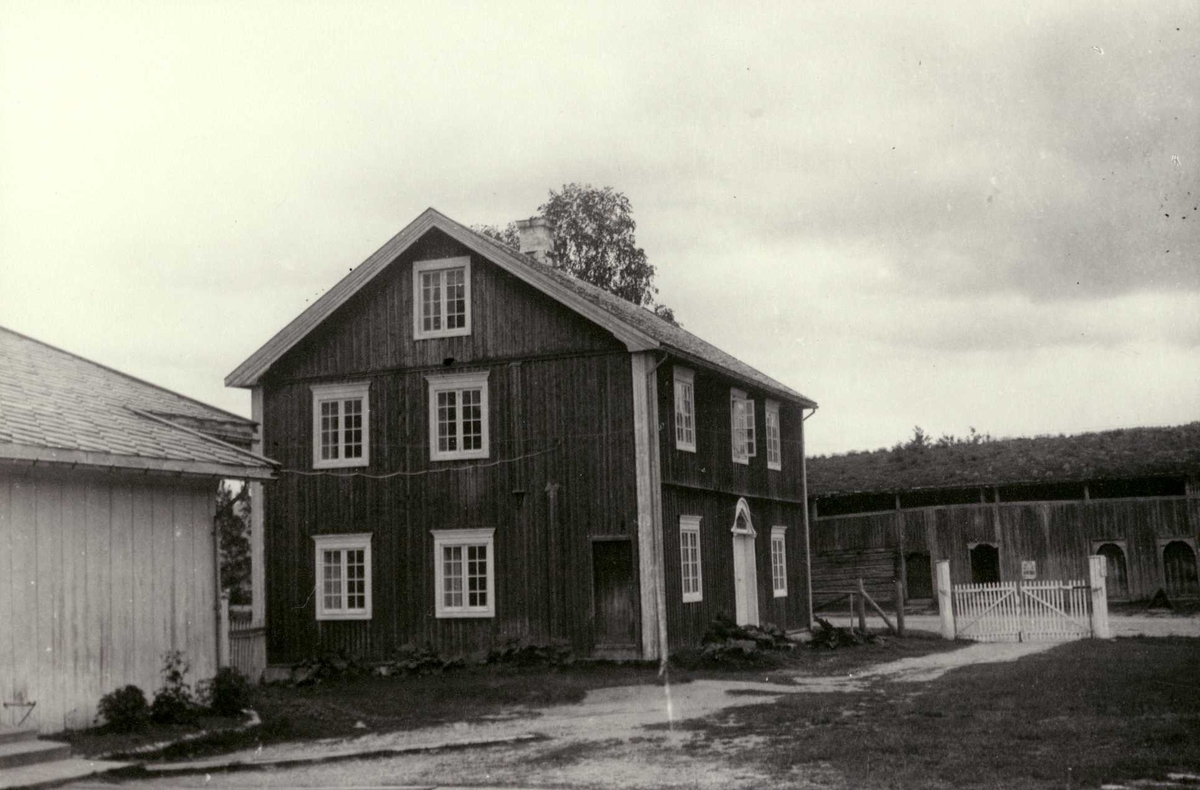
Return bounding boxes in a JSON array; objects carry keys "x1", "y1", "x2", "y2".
[
  {"x1": 467, "y1": 544, "x2": 488, "y2": 607},
  {"x1": 445, "y1": 267, "x2": 466, "y2": 329},
  {"x1": 323, "y1": 549, "x2": 343, "y2": 610},
  {"x1": 320, "y1": 401, "x2": 340, "y2": 460},
  {"x1": 443, "y1": 545, "x2": 464, "y2": 607},
  {"x1": 422, "y1": 271, "x2": 442, "y2": 331},
  {"x1": 346, "y1": 548, "x2": 365, "y2": 609},
  {"x1": 461, "y1": 388, "x2": 482, "y2": 450},
  {"x1": 343, "y1": 398, "x2": 363, "y2": 459},
  {"x1": 437, "y1": 391, "x2": 457, "y2": 452}
]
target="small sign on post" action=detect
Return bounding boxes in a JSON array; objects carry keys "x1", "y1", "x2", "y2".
[{"x1": 1021, "y1": 560, "x2": 1037, "y2": 580}]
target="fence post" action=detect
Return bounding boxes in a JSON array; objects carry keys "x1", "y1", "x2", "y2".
[
  {"x1": 894, "y1": 578, "x2": 906, "y2": 636},
  {"x1": 856, "y1": 579, "x2": 868, "y2": 631},
  {"x1": 1089, "y1": 555, "x2": 1112, "y2": 639},
  {"x1": 936, "y1": 560, "x2": 955, "y2": 640},
  {"x1": 219, "y1": 593, "x2": 231, "y2": 667}
]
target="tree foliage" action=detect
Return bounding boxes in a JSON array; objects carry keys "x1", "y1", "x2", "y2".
[
  {"x1": 216, "y1": 482, "x2": 251, "y2": 605},
  {"x1": 472, "y1": 183, "x2": 678, "y2": 324}
]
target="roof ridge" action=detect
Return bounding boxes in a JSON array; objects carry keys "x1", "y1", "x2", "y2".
[{"x1": 0, "y1": 324, "x2": 253, "y2": 425}]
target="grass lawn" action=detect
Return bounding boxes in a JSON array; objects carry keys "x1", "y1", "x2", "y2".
[{"x1": 680, "y1": 636, "x2": 1200, "y2": 789}]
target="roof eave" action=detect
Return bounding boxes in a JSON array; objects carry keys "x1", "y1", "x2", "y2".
[{"x1": 0, "y1": 444, "x2": 277, "y2": 480}]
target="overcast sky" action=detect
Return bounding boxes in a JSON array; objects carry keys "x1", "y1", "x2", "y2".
[{"x1": 1, "y1": 1, "x2": 1197, "y2": 456}]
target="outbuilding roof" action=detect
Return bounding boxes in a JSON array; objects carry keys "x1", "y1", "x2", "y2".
[
  {"x1": 0, "y1": 326, "x2": 276, "y2": 479},
  {"x1": 225, "y1": 208, "x2": 815, "y2": 407},
  {"x1": 807, "y1": 423, "x2": 1200, "y2": 497}
]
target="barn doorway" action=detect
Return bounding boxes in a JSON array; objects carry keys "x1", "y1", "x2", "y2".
[
  {"x1": 1095, "y1": 543, "x2": 1129, "y2": 599},
  {"x1": 1162, "y1": 541, "x2": 1199, "y2": 599},
  {"x1": 906, "y1": 552, "x2": 933, "y2": 599},
  {"x1": 969, "y1": 543, "x2": 1000, "y2": 584},
  {"x1": 592, "y1": 540, "x2": 636, "y2": 650},
  {"x1": 731, "y1": 499, "x2": 759, "y2": 626}
]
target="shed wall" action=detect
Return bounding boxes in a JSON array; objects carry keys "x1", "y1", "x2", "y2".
[{"x1": 0, "y1": 469, "x2": 218, "y2": 733}]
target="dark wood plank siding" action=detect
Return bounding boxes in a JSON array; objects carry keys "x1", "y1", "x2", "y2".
[
  {"x1": 268, "y1": 229, "x2": 622, "y2": 384},
  {"x1": 656, "y1": 361, "x2": 803, "y2": 502},
  {"x1": 660, "y1": 488, "x2": 808, "y2": 647},
  {"x1": 811, "y1": 497, "x2": 1198, "y2": 600},
  {"x1": 262, "y1": 352, "x2": 638, "y2": 663}
]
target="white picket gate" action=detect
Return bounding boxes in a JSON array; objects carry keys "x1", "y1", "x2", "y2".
[{"x1": 952, "y1": 579, "x2": 1091, "y2": 642}]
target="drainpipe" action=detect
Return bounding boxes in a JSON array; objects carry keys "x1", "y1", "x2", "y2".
[{"x1": 801, "y1": 405, "x2": 819, "y2": 629}]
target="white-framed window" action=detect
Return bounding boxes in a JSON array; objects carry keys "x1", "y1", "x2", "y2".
[
  {"x1": 433, "y1": 528, "x2": 495, "y2": 618},
  {"x1": 765, "y1": 400, "x2": 781, "y2": 471},
  {"x1": 771, "y1": 526, "x2": 787, "y2": 597},
  {"x1": 674, "y1": 367, "x2": 696, "y2": 452},
  {"x1": 731, "y1": 388, "x2": 756, "y2": 464},
  {"x1": 426, "y1": 371, "x2": 490, "y2": 461},
  {"x1": 313, "y1": 533, "x2": 372, "y2": 620},
  {"x1": 413, "y1": 256, "x2": 472, "y2": 339},
  {"x1": 311, "y1": 382, "x2": 370, "y2": 469},
  {"x1": 680, "y1": 515, "x2": 703, "y2": 603}
]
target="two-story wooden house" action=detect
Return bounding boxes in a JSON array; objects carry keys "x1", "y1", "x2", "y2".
[{"x1": 226, "y1": 208, "x2": 817, "y2": 664}]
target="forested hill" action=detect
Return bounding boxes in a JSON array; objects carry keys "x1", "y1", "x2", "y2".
[{"x1": 807, "y1": 423, "x2": 1200, "y2": 496}]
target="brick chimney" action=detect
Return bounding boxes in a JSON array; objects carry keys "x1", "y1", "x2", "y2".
[{"x1": 515, "y1": 217, "x2": 553, "y2": 264}]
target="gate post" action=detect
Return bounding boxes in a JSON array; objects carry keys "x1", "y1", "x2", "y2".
[
  {"x1": 218, "y1": 593, "x2": 231, "y2": 667},
  {"x1": 936, "y1": 560, "x2": 955, "y2": 640},
  {"x1": 1089, "y1": 555, "x2": 1112, "y2": 639}
]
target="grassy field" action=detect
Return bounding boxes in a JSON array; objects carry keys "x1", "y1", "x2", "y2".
[{"x1": 680, "y1": 637, "x2": 1200, "y2": 789}]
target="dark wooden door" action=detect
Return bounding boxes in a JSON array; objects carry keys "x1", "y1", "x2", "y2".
[
  {"x1": 970, "y1": 544, "x2": 1000, "y2": 584},
  {"x1": 1163, "y1": 541, "x2": 1199, "y2": 599},
  {"x1": 592, "y1": 541, "x2": 636, "y2": 647},
  {"x1": 906, "y1": 552, "x2": 933, "y2": 598}
]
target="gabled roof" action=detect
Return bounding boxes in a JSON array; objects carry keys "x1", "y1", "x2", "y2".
[
  {"x1": 225, "y1": 208, "x2": 816, "y2": 406},
  {"x1": 807, "y1": 423, "x2": 1200, "y2": 497},
  {"x1": 0, "y1": 326, "x2": 276, "y2": 479}
]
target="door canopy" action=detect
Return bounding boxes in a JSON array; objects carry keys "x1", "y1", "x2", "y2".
[{"x1": 731, "y1": 498, "x2": 756, "y2": 536}]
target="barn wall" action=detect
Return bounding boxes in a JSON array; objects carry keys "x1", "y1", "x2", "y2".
[
  {"x1": 0, "y1": 468, "x2": 218, "y2": 733},
  {"x1": 811, "y1": 495, "x2": 1199, "y2": 601},
  {"x1": 261, "y1": 351, "x2": 639, "y2": 663},
  {"x1": 660, "y1": 487, "x2": 808, "y2": 647}
]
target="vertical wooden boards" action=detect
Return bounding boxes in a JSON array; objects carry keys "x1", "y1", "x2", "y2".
[
  {"x1": 58, "y1": 478, "x2": 86, "y2": 730},
  {"x1": 109, "y1": 481, "x2": 134, "y2": 693},
  {"x1": 84, "y1": 483, "x2": 111, "y2": 722},
  {"x1": 630, "y1": 351, "x2": 661, "y2": 660},
  {"x1": 35, "y1": 476, "x2": 62, "y2": 731}
]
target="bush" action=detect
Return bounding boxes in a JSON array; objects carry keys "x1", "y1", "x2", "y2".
[
  {"x1": 671, "y1": 614, "x2": 795, "y2": 669},
  {"x1": 486, "y1": 638, "x2": 573, "y2": 668},
  {"x1": 97, "y1": 685, "x2": 149, "y2": 731},
  {"x1": 201, "y1": 667, "x2": 253, "y2": 717},
  {"x1": 151, "y1": 651, "x2": 200, "y2": 725}
]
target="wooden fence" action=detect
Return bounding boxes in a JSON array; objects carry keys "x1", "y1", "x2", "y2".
[{"x1": 218, "y1": 597, "x2": 267, "y2": 683}]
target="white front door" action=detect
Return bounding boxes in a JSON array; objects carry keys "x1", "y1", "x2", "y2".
[{"x1": 732, "y1": 533, "x2": 759, "y2": 626}]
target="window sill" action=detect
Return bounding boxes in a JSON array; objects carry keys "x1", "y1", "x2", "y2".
[
  {"x1": 676, "y1": 443, "x2": 696, "y2": 453},
  {"x1": 316, "y1": 611, "x2": 372, "y2": 621},
  {"x1": 682, "y1": 594, "x2": 702, "y2": 604},
  {"x1": 415, "y1": 327, "x2": 472, "y2": 341},
  {"x1": 435, "y1": 609, "x2": 495, "y2": 619},
  {"x1": 430, "y1": 449, "x2": 489, "y2": 462},
  {"x1": 313, "y1": 457, "x2": 369, "y2": 470}
]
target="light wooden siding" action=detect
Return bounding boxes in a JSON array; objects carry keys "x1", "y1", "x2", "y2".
[
  {"x1": 657, "y1": 362, "x2": 804, "y2": 503},
  {"x1": 812, "y1": 497, "x2": 1198, "y2": 600},
  {"x1": 268, "y1": 230, "x2": 623, "y2": 384},
  {"x1": 0, "y1": 469, "x2": 217, "y2": 733},
  {"x1": 659, "y1": 488, "x2": 808, "y2": 648},
  {"x1": 262, "y1": 352, "x2": 639, "y2": 663}
]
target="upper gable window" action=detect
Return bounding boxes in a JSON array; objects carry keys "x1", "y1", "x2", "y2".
[
  {"x1": 673, "y1": 367, "x2": 696, "y2": 452},
  {"x1": 426, "y1": 371, "x2": 490, "y2": 461},
  {"x1": 765, "y1": 400, "x2": 781, "y2": 471},
  {"x1": 731, "y1": 388, "x2": 756, "y2": 465},
  {"x1": 311, "y1": 382, "x2": 370, "y2": 469},
  {"x1": 413, "y1": 256, "x2": 472, "y2": 339}
]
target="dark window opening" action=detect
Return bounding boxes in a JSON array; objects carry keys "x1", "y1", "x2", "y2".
[
  {"x1": 969, "y1": 543, "x2": 1000, "y2": 584},
  {"x1": 815, "y1": 492, "x2": 896, "y2": 517},
  {"x1": 1163, "y1": 541, "x2": 1199, "y2": 599},
  {"x1": 996, "y1": 482, "x2": 1086, "y2": 503},
  {"x1": 1091, "y1": 477, "x2": 1185, "y2": 499},
  {"x1": 1096, "y1": 543, "x2": 1129, "y2": 599},
  {"x1": 900, "y1": 488, "x2": 985, "y2": 509}
]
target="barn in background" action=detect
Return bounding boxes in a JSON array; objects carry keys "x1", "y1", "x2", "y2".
[
  {"x1": 0, "y1": 327, "x2": 275, "y2": 732},
  {"x1": 807, "y1": 425, "x2": 1200, "y2": 608}
]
